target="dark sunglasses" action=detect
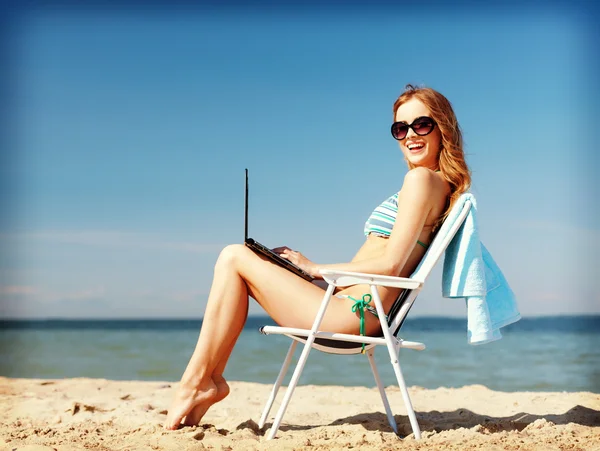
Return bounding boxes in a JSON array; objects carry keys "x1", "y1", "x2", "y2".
[{"x1": 391, "y1": 116, "x2": 436, "y2": 140}]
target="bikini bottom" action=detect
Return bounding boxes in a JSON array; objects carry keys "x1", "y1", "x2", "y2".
[{"x1": 336, "y1": 294, "x2": 389, "y2": 323}]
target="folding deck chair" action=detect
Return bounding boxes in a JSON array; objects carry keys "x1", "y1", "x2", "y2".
[{"x1": 258, "y1": 194, "x2": 473, "y2": 440}]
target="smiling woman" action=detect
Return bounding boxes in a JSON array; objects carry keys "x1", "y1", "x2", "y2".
[
  {"x1": 162, "y1": 84, "x2": 474, "y2": 431},
  {"x1": 391, "y1": 85, "x2": 471, "y2": 228}
]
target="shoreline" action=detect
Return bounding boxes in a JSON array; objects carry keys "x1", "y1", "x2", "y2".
[{"x1": 1, "y1": 377, "x2": 599, "y2": 450}]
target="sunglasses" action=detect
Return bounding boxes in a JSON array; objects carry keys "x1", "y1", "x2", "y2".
[{"x1": 391, "y1": 116, "x2": 436, "y2": 140}]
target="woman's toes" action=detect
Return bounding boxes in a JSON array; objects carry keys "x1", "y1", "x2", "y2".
[
  {"x1": 182, "y1": 377, "x2": 231, "y2": 427},
  {"x1": 183, "y1": 404, "x2": 208, "y2": 426},
  {"x1": 163, "y1": 380, "x2": 218, "y2": 430},
  {"x1": 164, "y1": 410, "x2": 184, "y2": 430}
]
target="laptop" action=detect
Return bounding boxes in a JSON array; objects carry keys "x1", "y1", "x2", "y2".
[{"x1": 244, "y1": 169, "x2": 315, "y2": 282}]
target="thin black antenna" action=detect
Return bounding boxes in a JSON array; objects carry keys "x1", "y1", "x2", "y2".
[{"x1": 244, "y1": 168, "x2": 248, "y2": 241}]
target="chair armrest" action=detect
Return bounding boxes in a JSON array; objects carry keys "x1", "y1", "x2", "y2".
[{"x1": 319, "y1": 269, "x2": 422, "y2": 289}]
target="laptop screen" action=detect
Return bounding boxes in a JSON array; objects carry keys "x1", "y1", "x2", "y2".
[{"x1": 245, "y1": 168, "x2": 249, "y2": 242}]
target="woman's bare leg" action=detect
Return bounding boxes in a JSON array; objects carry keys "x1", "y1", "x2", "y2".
[
  {"x1": 182, "y1": 280, "x2": 328, "y2": 426},
  {"x1": 165, "y1": 244, "x2": 379, "y2": 430},
  {"x1": 164, "y1": 245, "x2": 250, "y2": 429},
  {"x1": 181, "y1": 332, "x2": 238, "y2": 426}
]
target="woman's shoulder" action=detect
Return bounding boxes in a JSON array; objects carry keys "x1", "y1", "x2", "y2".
[
  {"x1": 402, "y1": 167, "x2": 440, "y2": 188},
  {"x1": 400, "y1": 167, "x2": 450, "y2": 200}
]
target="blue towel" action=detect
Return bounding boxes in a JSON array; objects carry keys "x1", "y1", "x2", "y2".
[{"x1": 441, "y1": 194, "x2": 521, "y2": 345}]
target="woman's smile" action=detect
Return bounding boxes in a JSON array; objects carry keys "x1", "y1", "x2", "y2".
[{"x1": 406, "y1": 140, "x2": 426, "y2": 154}]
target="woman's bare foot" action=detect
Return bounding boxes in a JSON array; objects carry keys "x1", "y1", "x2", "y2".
[
  {"x1": 164, "y1": 378, "x2": 218, "y2": 430},
  {"x1": 183, "y1": 376, "x2": 231, "y2": 426}
]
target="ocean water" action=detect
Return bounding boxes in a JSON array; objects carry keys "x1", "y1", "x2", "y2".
[{"x1": 1, "y1": 316, "x2": 598, "y2": 393}]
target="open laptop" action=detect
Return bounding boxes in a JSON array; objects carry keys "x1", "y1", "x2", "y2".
[{"x1": 244, "y1": 169, "x2": 315, "y2": 282}]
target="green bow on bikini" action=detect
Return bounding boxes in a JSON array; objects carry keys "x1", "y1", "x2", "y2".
[{"x1": 349, "y1": 293, "x2": 372, "y2": 354}]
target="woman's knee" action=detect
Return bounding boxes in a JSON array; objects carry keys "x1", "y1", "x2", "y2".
[{"x1": 216, "y1": 244, "x2": 248, "y2": 269}]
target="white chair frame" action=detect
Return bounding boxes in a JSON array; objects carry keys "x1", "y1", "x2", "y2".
[{"x1": 258, "y1": 196, "x2": 472, "y2": 440}]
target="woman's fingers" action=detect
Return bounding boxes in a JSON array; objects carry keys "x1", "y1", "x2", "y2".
[
  {"x1": 284, "y1": 250, "x2": 302, "y2": 264},
  {"x1": 280, "y1": 250, "x2": 295, "y2": 260},
  {"x1": 273, "y1": 247, "x2": 308, "y2": 268},
  {"x1": 274, "y1": 248, "x2": 314, "y2": 275}
]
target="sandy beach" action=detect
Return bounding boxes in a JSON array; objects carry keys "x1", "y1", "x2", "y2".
[{"x1": 1, "y1": 377, "x2": 598, "y2": 450}]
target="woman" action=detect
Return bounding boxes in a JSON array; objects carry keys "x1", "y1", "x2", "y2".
[{"x1": 164, "y1": 84, "x2": 471, "y2": 430}]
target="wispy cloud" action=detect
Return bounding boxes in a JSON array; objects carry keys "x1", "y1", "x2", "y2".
[
  {"x1": 0, "y1": 283, "x2": 212, "y2": 318},
  {"x1": 0, "y1": 284, "x2": 106, "y2": 303},
  {"x1": 57, "y1": 287, "x2": 107, "y2": 302},
  {"x1": 0, "y1": 285, "x2": 39, "y2": 296},
  {"x1": 0, "y1": 231, "x2": 225, "y2": 254},
  {"x1": 129, "y1": 287, "x2": 207, "y2": 304},
  {"x1": 169, "y1": 290, "x2": 206, "y2": 303}
]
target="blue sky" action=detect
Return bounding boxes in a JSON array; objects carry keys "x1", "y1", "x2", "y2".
[{"x1": 1, "y1": 2, "x2": 598, "y2": 318}]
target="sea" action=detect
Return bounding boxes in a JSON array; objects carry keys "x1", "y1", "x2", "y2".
[{"x1": 1, "y1": 316, "x2": 598, "y2": 393}]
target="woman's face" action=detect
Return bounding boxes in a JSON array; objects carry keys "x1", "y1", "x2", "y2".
[{"x1": 394, "y1": 98, "x2": 442, "y2": 169}]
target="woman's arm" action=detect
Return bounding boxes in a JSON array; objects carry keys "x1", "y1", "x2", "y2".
[{"x1": 281, "y1": 167, "x2": 442, "y2": 278}]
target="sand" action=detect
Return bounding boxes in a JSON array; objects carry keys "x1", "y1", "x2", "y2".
[{"x1": 1, "y1": 377, "x2": 599, "y2": 450}]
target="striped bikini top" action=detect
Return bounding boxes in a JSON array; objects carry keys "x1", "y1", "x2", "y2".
[
  {"x1": 364, "y1": 193, "x2": 399, "y2": 237},
  {"x1": 364, "y1": 193, "x2": 429, "y2": 248}
]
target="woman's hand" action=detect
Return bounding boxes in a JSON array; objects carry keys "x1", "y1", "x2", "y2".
[{"x1": 272, "y1": 246, "x2": 320, "y2": 278}]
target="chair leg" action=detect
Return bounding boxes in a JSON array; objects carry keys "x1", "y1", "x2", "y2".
[
  {"x1": 369, "y1": 285, "x2": 421, "y2": 440},
  {"x1": 366, "y1": 349, "x2": 398, "y2": 435},
  {"x1": 266, "y1": 284, "x2": 336, "y2": 440},
  {"x1": 389, "y1": 350, "x2": 421, "y2": 439},
  {"x1": 258, "y1": 340, "x2": 298, "y2": 429}
]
